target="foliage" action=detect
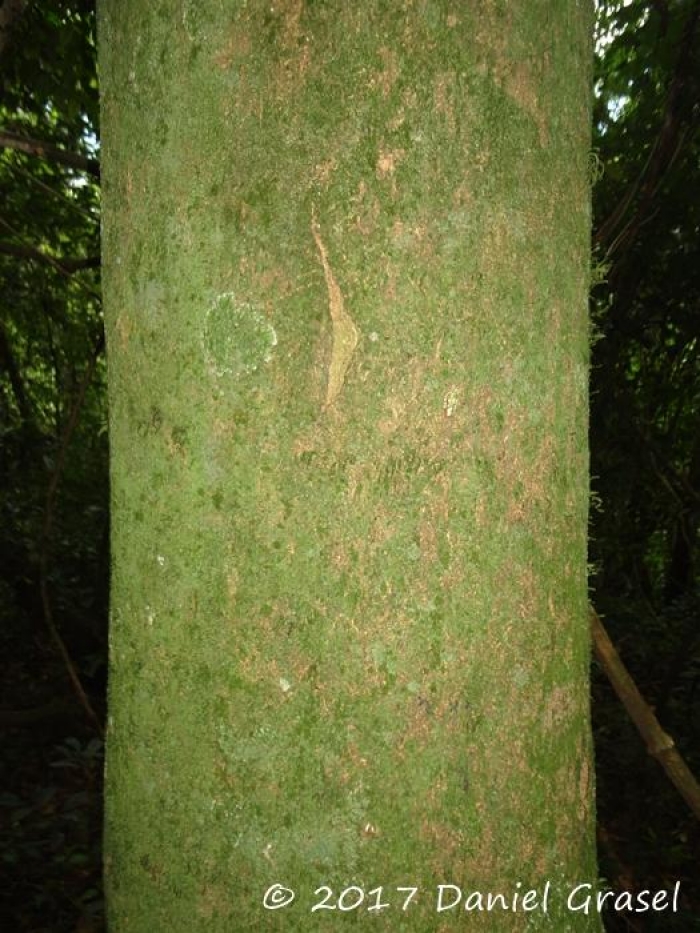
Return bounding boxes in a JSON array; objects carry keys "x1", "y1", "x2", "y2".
[
  {"x1": 590, "y1": 0, "x2": 700, "y2": 926},
  {"x1": 0, "y1": 2, "x2": 106, "y2": 930},
  {"x1": 1, "y1": 731, "x2": 104, "y2": 932},
  {"x1": 0, "y1": 0, "x2": 106, "y2": 674}
]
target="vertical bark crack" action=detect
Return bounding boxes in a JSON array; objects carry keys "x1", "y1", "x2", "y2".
[{"x1": 311, "y1": 206, "x2": 359, "y2": 410}]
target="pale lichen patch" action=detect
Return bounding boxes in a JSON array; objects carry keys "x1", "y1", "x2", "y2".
[
  {"x1": 443, "y1": 386, "x2": 459, "y2": 417},
  {"x1": 203, "y1": 293, "x2": 277, "y2": 379},
  {"x1": 181, "y1": 0, "x2": 211, "y2": 43}
]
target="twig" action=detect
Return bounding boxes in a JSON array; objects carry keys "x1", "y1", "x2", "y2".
[
  {"x1": 0, "y1": 216, "x2": 101, "y2": 300},
  {"x1": 0, "y1": 127, "x2": 100, "y2": 179},
  {"x1": 591, "y1": 607, "x2": 700, "y2": 821},
  {"x1": 0, "y1": 240, "x2": 100, "y2": 272},
  {"x1": 8, "y1": 160, "x2": 99, "y2": 220}
]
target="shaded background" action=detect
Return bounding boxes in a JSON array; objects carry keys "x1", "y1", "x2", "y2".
[{"x1": 0, "y1": 1, "x2": 698, "y2": 930}]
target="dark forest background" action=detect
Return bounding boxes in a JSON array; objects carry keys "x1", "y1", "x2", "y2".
[{"x1": 1, "y1": 1, "x2": 699, "y2": 930}]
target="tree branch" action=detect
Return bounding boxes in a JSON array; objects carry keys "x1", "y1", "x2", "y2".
[
  {"x1": 0, "y1": 240, "x2": 100, "y2": 272},
  {"x1": 591, "y1": 608, "x2": 700, "y2": 822},
  {"x1": 0, "y1": 216, "x2": 101, "y2": 300},
  {"x1": 0, "y1": 128, "x2": 100, "y2": 179}
]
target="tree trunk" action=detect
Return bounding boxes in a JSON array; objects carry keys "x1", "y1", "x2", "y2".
[{"x1": 99, "y1": 2, "x2": 600, "y2": 929}]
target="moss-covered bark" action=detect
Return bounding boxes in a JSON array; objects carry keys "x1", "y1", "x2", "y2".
[{"x1": 99, "y1": 1, "x2": 600, "y2": 929}]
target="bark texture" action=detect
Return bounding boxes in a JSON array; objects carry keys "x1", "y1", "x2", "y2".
[{"x1": 99, "y1": 1, "x2": 600, "y2": 929}]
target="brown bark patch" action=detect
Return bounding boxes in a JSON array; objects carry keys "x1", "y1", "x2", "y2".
[
  {"x1": 371, "y1": 46, "x2": 400, "y2": 98},
  {"x1": 500, "y1": 61, "x2": 549, "y2": 147},
  {"x1": 543, "y1": 683, "x2": 577, "y2": 733},
  {"x1": 213, "y1": 31, "x2": 251, "y2": 69},
  {"x1": 376, "y1": 146, "x2": 406, "y2": 180}
]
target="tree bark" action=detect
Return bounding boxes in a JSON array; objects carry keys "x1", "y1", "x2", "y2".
[{"x1": 99, "y1": 2, "x2": 600, "y2": 929}]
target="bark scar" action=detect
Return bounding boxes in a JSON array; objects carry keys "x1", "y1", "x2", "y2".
[{"x1": 311, "y1": 206, "x2": 359, "y2": 410}]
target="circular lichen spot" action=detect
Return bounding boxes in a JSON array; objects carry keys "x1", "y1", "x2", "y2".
[{"x1": 204, "y1": 293, "x2": 277, "y2": 378}]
